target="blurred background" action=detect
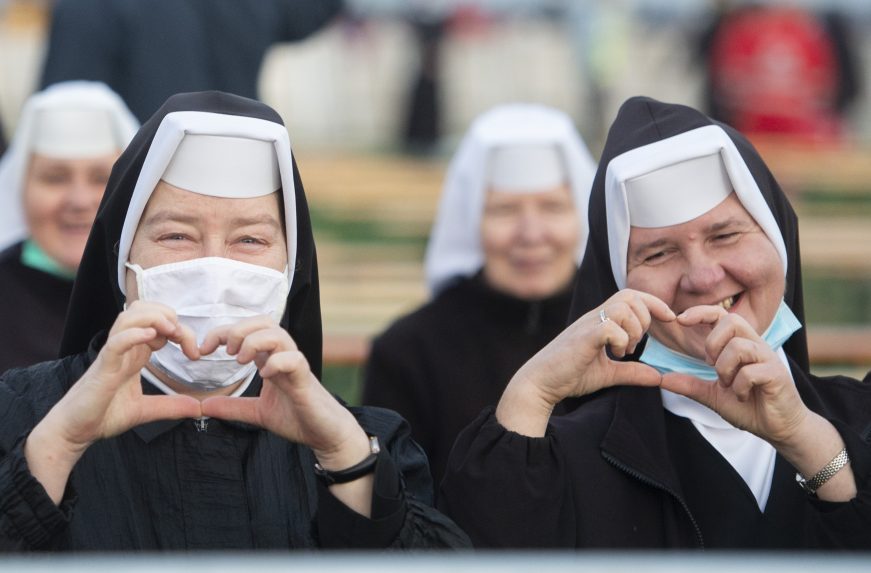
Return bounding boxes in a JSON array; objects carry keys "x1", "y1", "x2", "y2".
[{"x1": 2, "y1": 0, "x2": 870, "y2": 402}]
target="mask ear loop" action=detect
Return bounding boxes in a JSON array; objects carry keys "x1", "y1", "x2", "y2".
[{"x1": 123, "y1": 262, "x2": 148, "y2": 308}]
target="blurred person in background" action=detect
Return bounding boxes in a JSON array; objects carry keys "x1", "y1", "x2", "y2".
[
  {"x1": 0, "y1": 81, "x2": 138, "y2": 373},
  {"x1": 0, "y1": 91, "x2": 469, "y2": 551},
  {"x1": 363, "y1": 104, "x2": 596, "y2": 487},
  {"x1": 698, "y1": 2, "x2": 860, "y2": 144},
  {"x1": 440, "y1": 97, "x2": 871, "y2": 549},
  {"x1": 40, "y1": 0, "x2": 344, "y2": 122}
]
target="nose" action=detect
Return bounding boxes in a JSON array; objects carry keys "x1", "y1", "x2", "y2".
[
  {"x1": 65, "y1": 179, "x2": 101, "y2": 211},
  {"x1": 515, "y1": 209, "x2": 546, "y2": 244},
  {"x1": 679, "y1": 250, "x2": 725, "y2": 294}
]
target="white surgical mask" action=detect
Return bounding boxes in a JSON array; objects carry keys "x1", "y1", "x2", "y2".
[{"x1": 125, "y1": 257, "x2": 290, "y2": 390}]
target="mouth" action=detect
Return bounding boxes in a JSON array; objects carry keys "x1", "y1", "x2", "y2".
[{"x1": 716, "y1": 292, "x2": 742, "y2": 311}]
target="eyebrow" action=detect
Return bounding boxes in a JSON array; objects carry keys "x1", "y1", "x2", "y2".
[
  {"x1": 141, "y1": 211, "x2": 282, "y2": 230},
  {"x1": 704, "y1": 217, "x2": 751, "y2": 234}
]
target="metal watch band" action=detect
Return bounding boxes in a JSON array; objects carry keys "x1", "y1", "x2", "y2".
[
  {"x1": 795, "y1": 448, "x2": 850, "y2": 495},
  {"x1": 313, "y1": 435, "x2": 381, "y2": 486}
]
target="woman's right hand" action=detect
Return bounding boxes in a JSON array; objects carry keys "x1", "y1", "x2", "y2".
[
  {"x1": 24, "y1": 301, "x2": 202, "y2": 503},
  {"x1": 496, "y1": 289, "x2": 675, "y2": 437}
]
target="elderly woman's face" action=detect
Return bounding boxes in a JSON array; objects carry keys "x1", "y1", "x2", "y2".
[
  {"x1": 625, "y1": 193, "x2": 785, "y2": 360},
  {"x1": 480, "y1": 184, "x2": 580, "y2": 299},
  {"x1": 23, "y1": 152, "x2": 117, "y2": 271},
  {"x1": 125, "y1": 181, "x2": 287, "y2": 301}
]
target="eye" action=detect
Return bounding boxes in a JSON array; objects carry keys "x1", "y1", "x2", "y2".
[
  {"x1": 712, "y1": 231, "x2": 740, "y2": 243},
  {"x1": 238, "y1": 236, "x2": 267, "y2": 246},
  {"x1": 641, "y1": 248, "x2": 676, "y2": 265},
  {"x1": 159, "y1": 233, "x2": 189, "y2": 242}
]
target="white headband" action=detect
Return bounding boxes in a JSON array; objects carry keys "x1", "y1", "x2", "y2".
[
  {"x1": 161, "y1": 134, "x2": 281, "y2": 198},
  {"x1": 625, "y1": 153, "x2": 732, "y2": 228},
  {"x1": 486, "y1": 144, "x2": 567, "y2": 193},
  {"x1": 31, "y1": 108, "x2": 120, "y2": 158}
]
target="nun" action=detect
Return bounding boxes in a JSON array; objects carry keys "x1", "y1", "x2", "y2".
[
  {"x1": 439, "y1": 97, "x2": 871, "y2": 548},
  {"x1": 0, "y1": 91, "x2": 469, "y2": 550},
  {"x1": 362, "y1": 104, "x2": 596, "y2": 485},
  {"x1": 0, "y1": 81, "x2": 139, "y2": 372}
]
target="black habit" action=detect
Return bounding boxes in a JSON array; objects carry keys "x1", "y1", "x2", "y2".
[
  {"x1": 0, "y1": 92, "x2": 469, "y2": 551},
  {"x1": 439, "y1": 97, "x2": 871, "y2": 549},
  {"x1": 0, "y1": 243, "x2": 73, "y2": 373},
  {"x1": 363, "y1": 274, "x2": 573, "y2": 487}
]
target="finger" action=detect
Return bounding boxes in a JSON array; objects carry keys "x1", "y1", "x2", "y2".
[
  {"x1": 714, "y1": 337, "x2": 762, "y2": 388},
  {"x1": 114, "y1": 301, "x2": 179, "y2": 337},
  {"x1": 101, "y1": 327, "x2": 158, "y2": 372},
  {"x1": 602, "y1": 301, "x2": 645, "y2": 355},
  {"x1": 598, "y1": 319, "x2": 631, "y2": 358},
  {"x1": 135, "y1": 395, "x2": 202, "y2": 424},
  {"x1": 259, "y1": 350, "x2": 308, "y2": 381},
  {"x1": 705, "y1": 314, "x2": 761, "y2": 366},
  {"x1": 608, "y1": 360, "x2": 662, "y2": 388},
  {"x1": 660, "y1": 372, "x2": 718, "y2": 410},
  {"x1": 201, "y1": 396, "x2": 261, "y2": 426},
  {"x1": 635, "y1": 291, "x2": 677, "y2": 323},
  {"x1": 729, "y1": 362, "x2": 774, "y2": 403},
  {"x1": 199, "y1": 316, "x2": 280, "y2": 356},
  {"x1": 676, "y1": 304, "x2": 728, "y2": 327},
  {"x1": 236, "y1": 327, "x2": 294, "y2": 365},
  {"x1": 166, "y1": 322, "x2": 200, "y2": 360}
]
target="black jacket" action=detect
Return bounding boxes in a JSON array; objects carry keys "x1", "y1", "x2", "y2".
[
  {"x1": 363, "y1": 275, "x2": 573, "y2": 487},
  {"x1": 440, "y1": 361, "x2": 871, "y2": 548},
  {"x1": 0, "y1": 243, "x2": 73, "y2": 373}
]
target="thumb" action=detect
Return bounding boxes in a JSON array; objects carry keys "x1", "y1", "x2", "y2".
[
  {"x1": 201, "y1": 396, "x2": 261, "y2": 426},
  {"x1": 609, "y1": 361, "x2": 663, "y2": 388},
  {"x1": 659, "y1": 372, "x2": 717, "y2": 409},
  {"x1": 136, "y1": 395, "x2": 202, "y2": 425}
]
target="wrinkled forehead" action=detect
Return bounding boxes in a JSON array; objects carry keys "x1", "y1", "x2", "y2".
[
  {"x1": 604, "y1": 125, "x2": 787, "y2": 289},
  {"x1": 116, "y1": 111, "x2": 298, "y2": 294}
]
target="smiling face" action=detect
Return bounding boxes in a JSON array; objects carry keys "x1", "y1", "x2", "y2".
[
  {"x1": 125, "y1": 181, "x2": 287, "y2": 301},
  {"x1": 625, "y1": 193, "x2": 785, "y2": 360},
  {"x1": 23, "y1": 152, "x2": 118, "y2": 271},
  {"x1": 480, "y1": 184, "x2": 580, "y2": 300}
]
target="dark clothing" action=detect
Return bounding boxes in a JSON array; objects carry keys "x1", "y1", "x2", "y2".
[
  {"x1": 0, "y1": 345, "x2": 469, "y2": 550},
  {"x1": 440, "y1": 361, "x2": 871, "y2": 548},
  {"x1": 0, "y1": 243, "x2": 73, "y2": 373},
  {"x1": 40, "y1": 0, "x2": 343, "y2": 122},
  {"x1": 363, "y1": 275, "x2": 572, "y2": 486}
]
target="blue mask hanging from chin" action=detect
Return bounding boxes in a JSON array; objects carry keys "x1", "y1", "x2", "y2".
[{"x1": 639, "y1": 300, "x2": 802, "y2": 380}]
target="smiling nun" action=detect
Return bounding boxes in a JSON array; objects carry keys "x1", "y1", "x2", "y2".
[{"x1": 439, "y1": 97, "x2": 871, "y2": 549}]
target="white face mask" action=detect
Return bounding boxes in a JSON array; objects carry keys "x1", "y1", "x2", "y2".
[{"x1": 125, "y1": 257, "x2": 290, "y2": 390}]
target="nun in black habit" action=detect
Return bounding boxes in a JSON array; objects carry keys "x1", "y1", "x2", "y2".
[
  {"x1": 0, "y1": 92, "x2": 469, "y2": 551},
  {"x1": 439, "y1": 97, "x2": 871, "y2": 549}
]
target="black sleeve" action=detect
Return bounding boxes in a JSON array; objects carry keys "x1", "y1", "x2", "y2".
[
  {"x1": 0, "y1": 436, "x2": 75, "y2": 551},
  {"x1": 803, "y1": 419, "x2": 871, "y2": 548},
  {"x1": 39, "y1": 0, "x2": 123, "y2": 90},
  {"x1": 275, "y1": 0, "x2": 344, "y2": 42},
  {"x1": 438, "y1": 407, "x2": 574, "y2": 548},
  {"x1": 315, "y1": 405, "x2": 470, "y2": 549}
]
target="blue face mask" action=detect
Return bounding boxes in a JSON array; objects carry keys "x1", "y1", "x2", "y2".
[{"x1": 639, "y1": 300, "x2": 802, "y2": 380}]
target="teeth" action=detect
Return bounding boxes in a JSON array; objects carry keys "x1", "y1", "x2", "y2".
[{"x1": 718, "y1": 296, "x2": 734, "y2": 310}]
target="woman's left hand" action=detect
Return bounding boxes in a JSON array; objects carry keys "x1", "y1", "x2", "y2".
[
  {"x1": 198, "y1": 316, "x2": 370, "y2": 469},
  {"x1": 659, "y1": 305, "x2": 809, "y2": 446}
]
